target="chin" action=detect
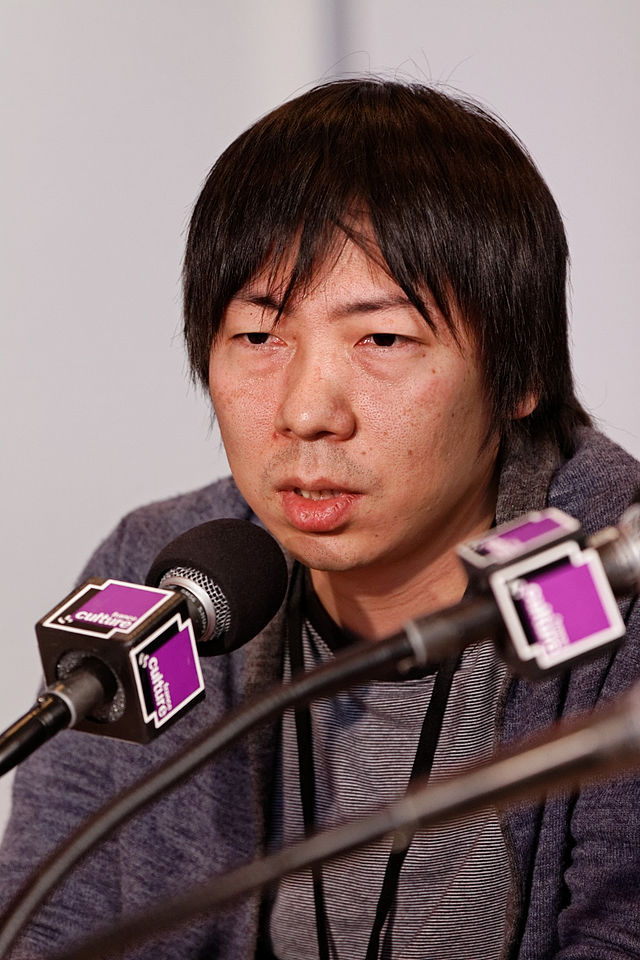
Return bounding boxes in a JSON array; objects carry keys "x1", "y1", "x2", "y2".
[{"x1": 280, "y1": 533, "x2": 380, "y2": 574}]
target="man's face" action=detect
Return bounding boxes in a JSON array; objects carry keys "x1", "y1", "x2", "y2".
[{"x1": 209, "y1": 237, "x2": 500, "y2": 594}]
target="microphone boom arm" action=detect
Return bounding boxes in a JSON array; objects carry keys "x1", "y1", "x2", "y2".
[{"x1": 46, "y1": 676, "x2": 640, "y2": 960}]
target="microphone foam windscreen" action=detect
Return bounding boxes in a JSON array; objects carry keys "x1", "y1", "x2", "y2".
[{"x1": 146, "y1": 519, "x2": 288, "y2": 653}]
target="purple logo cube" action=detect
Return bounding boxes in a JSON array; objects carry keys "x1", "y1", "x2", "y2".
[{"x1": 490, "y1": 542, "x2": 624, "y2": 672}]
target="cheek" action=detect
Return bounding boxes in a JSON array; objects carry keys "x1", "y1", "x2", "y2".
[
  {"x1": 209, "y1": 371, "x2": 267, "y2": 460},
  {"x1": 375, "y1": 371, "x2": 489, "y2": 479},
  {"x1": 371, "y1": 376, "x2": 452, "y2": 445}
]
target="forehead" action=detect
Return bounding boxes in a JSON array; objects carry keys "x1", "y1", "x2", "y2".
[
  {"x1": 233, "y1": 232, "x2": 472, "y2": 350},
  {"x1": 238, "y1": 234, "x2": 399, "y2": 302}
]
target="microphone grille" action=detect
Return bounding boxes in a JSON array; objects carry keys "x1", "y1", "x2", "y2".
[{"x1": 159, "y1": 565, "x2": 232, "y2": 644}]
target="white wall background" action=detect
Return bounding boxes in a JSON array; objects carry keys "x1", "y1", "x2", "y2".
[{"x1": 1, "y1": 0, "x2": 638, "y2": 842}]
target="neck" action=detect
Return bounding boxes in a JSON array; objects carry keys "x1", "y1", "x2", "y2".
[{"x1": 310, "y1": 551, "x2": 470, "y2": 641}]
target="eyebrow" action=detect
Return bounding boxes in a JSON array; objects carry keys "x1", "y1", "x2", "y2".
[
  {"x1": 339, "y1": 294, "x2": 415, "y2": 314},
  {"x1": 234, "y1": 291, "x2": 416, "y2": 316}
]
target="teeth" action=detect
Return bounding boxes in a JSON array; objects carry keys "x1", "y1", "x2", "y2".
[{"x1": 295, "y1": 488, "x2": 341, "y2": 501}]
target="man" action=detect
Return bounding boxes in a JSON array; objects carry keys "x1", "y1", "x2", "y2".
[{"x1": 1, "y1": 79, "x2": 639, "y2": 959}]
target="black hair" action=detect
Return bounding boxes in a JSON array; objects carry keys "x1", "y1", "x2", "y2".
[{"x1": 184, "y1": 78, "x2": 590, "y2": 453}]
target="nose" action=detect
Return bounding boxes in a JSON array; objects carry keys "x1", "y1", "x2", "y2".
[{"x1": 274, "y1": 348, "x2": 356, "y2": 441}]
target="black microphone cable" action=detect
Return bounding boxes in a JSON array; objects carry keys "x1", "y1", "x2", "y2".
[
  {"x1": 0, "y1": 661, "x2": 118, "y2": 778},
  {"x1": 1, "y1": 502, "x2": 639, "y2": 956},
  {"x1": 44, "y1": 668, "x2": 640, "y2": 960}
]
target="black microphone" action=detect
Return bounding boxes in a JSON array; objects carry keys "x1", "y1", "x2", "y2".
[
  {"x1": 146, "y1": 517, "x2": 288, "y2": 655},
  {"x1": 0, "y1": 519, "x2": 287, "y2": 775},
  {"x1": 455, "y1": 498, "x2": 640, "y2": 677},
  {"x1": 388, "y1": 499, "x2": 640, "y2": 682}
]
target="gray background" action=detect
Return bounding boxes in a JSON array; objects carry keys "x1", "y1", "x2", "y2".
[{"x1": 1, "y1": 0, "x2": 638, "y2": 836}]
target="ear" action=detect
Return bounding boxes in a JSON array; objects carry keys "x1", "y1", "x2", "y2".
[{"x1": 513, "y1": 392, "x2": 538, "y2": 420}]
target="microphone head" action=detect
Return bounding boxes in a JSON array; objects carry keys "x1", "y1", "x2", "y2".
[{"x1": 146, "y1": 519, "x2": 288, "y2": 654}]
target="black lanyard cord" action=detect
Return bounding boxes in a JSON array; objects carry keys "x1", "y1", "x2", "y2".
[
  {"x1": 285, "y1": 563, "x2": 460, "y2": 960},
  {"x1": 366, "y1": 652, "x2": 458, "y2": 960},
  {"x1": 287, "y1": 563, "x2": 332, "y2": 960}
]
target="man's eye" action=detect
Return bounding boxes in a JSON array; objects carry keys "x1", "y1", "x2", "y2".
[
  {"x1": 372, "y1": 333, "x2": 397, "y2": 347},
  {"x1": 362, "y1": 333, "x2": 401, "y2": 347},
  {"x1": 244, "y1": 332, "x2": 271, "y2": 345}
]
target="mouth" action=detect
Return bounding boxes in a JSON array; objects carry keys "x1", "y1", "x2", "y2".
[{"x1": 278, "y1": 482, "x2": 361, "y2": 533}]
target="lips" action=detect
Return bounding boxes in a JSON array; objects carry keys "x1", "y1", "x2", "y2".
[{"x1": 278, "y1": 483, "x2": 360, "y2": 533}]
